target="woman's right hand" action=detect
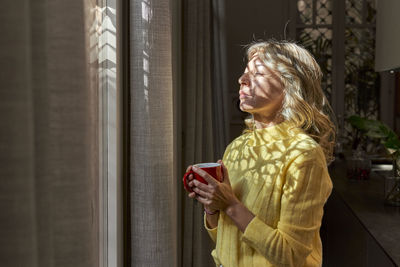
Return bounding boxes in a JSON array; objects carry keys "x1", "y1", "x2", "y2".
[{"x1": 185, "y1": 163, "x2": 221, "y2": 215}]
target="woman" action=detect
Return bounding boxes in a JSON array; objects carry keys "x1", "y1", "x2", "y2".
[{"x1": 186, "y1": 40, "x2": 336, "y2": 267}]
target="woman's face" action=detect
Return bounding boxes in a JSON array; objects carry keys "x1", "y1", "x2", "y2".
[{"x1": 238, "y1": 55, "x2": 285, "y2": 120}]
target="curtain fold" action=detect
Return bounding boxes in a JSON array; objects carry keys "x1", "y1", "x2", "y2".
[
  {"x1": 211, "y1": 0, "x2": 230, "y2": 156},
  {"x1": 181, "y1": 1, "x2": 215, "y2": 266},
  {"x1": 180, "y1": 1, "x2": 230, "y2": 266},
  {"x1": 0, "y1": 0, "x2": 99, "y2": 266},
  {"x1": 127, "y1": 0, "x2": 229, "y2": 265}
]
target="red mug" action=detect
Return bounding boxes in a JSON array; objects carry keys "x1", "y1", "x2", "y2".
[{"x1": 183, "y1": 162, "x2": 223, "y2": 193}]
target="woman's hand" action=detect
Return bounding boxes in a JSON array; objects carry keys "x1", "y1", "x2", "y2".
[{"x1": 188, "y1": 160, "x2": 239, "y2": 212}]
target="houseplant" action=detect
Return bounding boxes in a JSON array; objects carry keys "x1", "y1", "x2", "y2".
[{"x1": 348, "y1": 115, "x2": 400, "y2": 206}]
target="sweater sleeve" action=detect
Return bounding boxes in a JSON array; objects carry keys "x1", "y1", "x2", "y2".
[
  {"x1": 240, "y1": 147, "x2": 333, "y2": 267},
  {"x1": 204, "y1": 212, "x2": 218, "y2": 243}
]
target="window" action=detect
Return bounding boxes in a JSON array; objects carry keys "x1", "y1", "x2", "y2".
[
  {"x1": 295, "y1": 0, "x2": 379, "y2": 152},
  {"x1": 91, "y1": 1, "x2": 122, "y2": 266}
]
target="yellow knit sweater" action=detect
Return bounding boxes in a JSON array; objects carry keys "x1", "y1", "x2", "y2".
[{"x1": 204, "y1": 120, "x2": 333, "y2": 267}]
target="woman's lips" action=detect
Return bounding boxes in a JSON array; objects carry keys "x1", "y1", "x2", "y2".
[{"x1": 239, "y1": 91, "x2": 250, "y2": 99}]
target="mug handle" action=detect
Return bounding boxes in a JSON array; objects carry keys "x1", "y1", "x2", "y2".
[{"x1": 183, "y1": 170, "x2": 194, "y2": 193}]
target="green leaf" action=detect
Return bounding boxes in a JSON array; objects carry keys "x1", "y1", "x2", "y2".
[
  {"x1": 347, "y1": 115, "x2": 369, "y2": 131},
  {"x1": 347, "y1": 115, "x2": 400, "y2": 153},
  {"x1": 384, "y1": 137, "x2": 400, "y2": 150},
  {"x1": 365, "y1": 131, "x2": 387, "y2": 139}
]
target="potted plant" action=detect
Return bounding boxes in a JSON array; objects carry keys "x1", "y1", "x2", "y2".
[{"x1": 348, "y1": 115, "x2": 400, "y2": 206}]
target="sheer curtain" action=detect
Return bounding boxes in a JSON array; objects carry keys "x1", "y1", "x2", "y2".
[
  {"x1": 129, "y1": 0, "x2": 177, "y2": 266},
  {"x1": 128, "y1": 0, "x2": 229, "y2": 266},
  {"x1": 0, "y1": 0, "x2": 99, "y2": 266}
]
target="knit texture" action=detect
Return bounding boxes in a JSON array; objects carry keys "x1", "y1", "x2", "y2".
[{"x1": 204, "y1": 120, "x2": 333, "y2": 267}]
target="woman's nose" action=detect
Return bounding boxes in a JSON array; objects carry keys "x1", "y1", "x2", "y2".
[{"x1": 238, "y1": 73, "x2": 249, "y2": 85}]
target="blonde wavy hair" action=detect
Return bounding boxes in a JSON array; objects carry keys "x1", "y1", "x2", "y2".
[{"x1": 241, "y1": 40, "x2": 337, "y2": 165}]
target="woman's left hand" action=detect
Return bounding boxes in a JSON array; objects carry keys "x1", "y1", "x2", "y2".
[{"x1": 188, "y1": 160, "x2": 239, "y2": 212}]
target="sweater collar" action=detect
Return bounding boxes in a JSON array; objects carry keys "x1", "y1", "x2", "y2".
[{"x1": 244, "y1": 119, "x2": 302, "y2": 147}]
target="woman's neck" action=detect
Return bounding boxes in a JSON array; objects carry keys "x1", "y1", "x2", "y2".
[{"x1": 252, "y1": 114, "x2": 284, "y2": 129}]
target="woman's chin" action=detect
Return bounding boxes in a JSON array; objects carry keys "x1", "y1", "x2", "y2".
[{"x1": 239, "y1": 102, "x2": 252, "y2": 112}]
